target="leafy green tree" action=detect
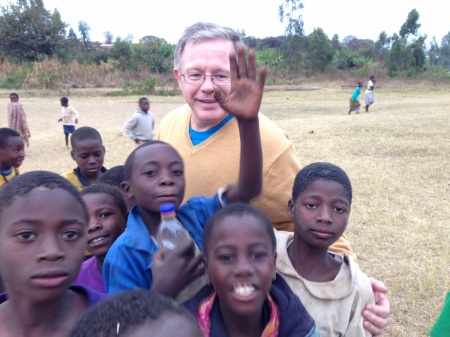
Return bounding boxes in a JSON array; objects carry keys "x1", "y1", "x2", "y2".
[
  {"x1": 428, "y1": 37, "x2": 440, "y2": 66},
  {"x1": 0, "y1": 0, "x2": 66, "y2": 62},
  {"x1": 305, "y1": 28, "x2": 333, "y2": 72},
  {"x1": 400, "y1": 9, "x2": 421, "y2": 41},
  {"x1": 133, "y1": 38, "x2": 174, "y2": 73},
  {"x1": 374, "y1": 31, "x2": 391, "y2": 65},
  {"x1": 104, "y1": 31, "x2": 114, "y2": 44},
  {"x1": 331, "y1": 34, "x2": 341, "y2": 51},
  {"x1": 109, "y1": 38, "x2": 134, "y2": 70}
]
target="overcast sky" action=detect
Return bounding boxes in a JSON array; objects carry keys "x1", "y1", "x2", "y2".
[{"x1": 39, "y1": 0, "x2": 448, "y2": 46}]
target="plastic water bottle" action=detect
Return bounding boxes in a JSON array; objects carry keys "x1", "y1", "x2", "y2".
[{"x1": 157, "y1": 202, "x2": 191, "y2": 251}]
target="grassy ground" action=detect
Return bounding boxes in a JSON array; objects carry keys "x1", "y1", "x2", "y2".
[{"x1": 1, "y1": 81, "x2": 449, "y2": 336}]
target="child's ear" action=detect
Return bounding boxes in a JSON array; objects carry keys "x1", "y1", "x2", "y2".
[
  {"x1": 102, "y1": 146, "x2": 106, "y2": 154},
  {"x1": 203, "y1": 256, "x2": 211, "y2": 284},
  {"x1": 70, "y1": 150, "x2": 75, "y2": 160},
  {"x1": 121, "y1": 180, "x2": 133, "y2": 200},
  {"x1": 287, "y1": 198, "x2": 295, "y2": 219}
]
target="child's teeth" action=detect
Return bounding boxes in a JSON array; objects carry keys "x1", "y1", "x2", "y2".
[{"x1": 234, "y1": 283, "x2": 255, "y2": 296}]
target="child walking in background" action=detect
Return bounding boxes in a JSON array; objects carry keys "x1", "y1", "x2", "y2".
[
  {"x1": 364, "y1": 76, "x2": 376, "y2": 112},
  {"x1": 7, "y1": 93, "x2": 31, "y2": 147},
  {"x1": 0, "y1": 128, "x2": 25, "y2": 187},
  {"x1": 275, "y1": 162, "x2": 375, "y2": 337},
  {"x1": 124, "y1": 97, "x2": 154, "y2": 144},
  {"x1": 61, "y1": 126, "x2": 107, "y2": 191},
  {"x1": 349, "y1": 81, "x2": 363, "y2": 114},
  {"x1": 0, "y1": 171, "x2": 107, "y2": 337},
  {"x1": 73, "y1": 184, "x2": 127, "y2": 293},
  {"x1": 184, "y1": 203, "x2": 320, "y2": 337},
  {"x1": 58, "y1": 96, "x2": 79, "y2": 148},
  {"x1": 104, "y1": 45, "x2": 265, "y2": 297}
]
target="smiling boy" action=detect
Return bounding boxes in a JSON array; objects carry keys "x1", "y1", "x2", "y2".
[{"x1": 0, "y1": 128, "x2": 25, "y2": 187}]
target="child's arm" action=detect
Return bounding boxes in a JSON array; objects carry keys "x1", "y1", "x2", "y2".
[
  {"x1": 215, "y1": 46, "x2": 266, "y2": 203},
  {"x1": 363, "y1": 279, "x2": 390, "y2": 336},
  {"x1": 124, "y1": 114, "x2": 139, "y2": 141}
]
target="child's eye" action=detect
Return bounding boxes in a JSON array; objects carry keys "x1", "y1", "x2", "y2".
[
  {"x1": 79, "y1": 154, "x2": 88, "y2": 159},
  {"x1": 94, "y1": 152, "x2": 103, "y2": 157},
  {"x1": 218, "y1": 254, "x2": 234, "y2": 262},
  {"x1": 173, "y1": 169, "x2": 183, "y2": 176},
  {"x1": 62, "y1": 230, "x2": 80, "y2": 240},
  {"x1": 144, "y1": 170, "x2": 157, "y2": 177},
  {"x1": 334, "y1": 207, "x2": 346, "y2": 213},
  {"x1": 305, "y1": 203, "x2": 317, "y2": 209},
  {"x1": 99, "y1": 212, "x2": 112, "y2": 219},
  {"x1": 15, "y1": 231, "x2": 37, "y2": 241},
  {"x1": 250, "y1": 252, "x2": 266, "y2": 260}
]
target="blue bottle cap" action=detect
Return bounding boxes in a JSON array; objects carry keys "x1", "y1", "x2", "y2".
[{"x1": 160, "y1": 202, "x2": 175, "y2": 214}]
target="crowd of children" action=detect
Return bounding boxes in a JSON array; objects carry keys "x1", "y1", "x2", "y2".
[{"x1": 0, "y1": 26, "x2": 399, "y2": 337}]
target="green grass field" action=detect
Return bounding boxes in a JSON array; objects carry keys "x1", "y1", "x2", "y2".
[{"x1": 1, "y1": 81, "x2": 449, "y2": 336}]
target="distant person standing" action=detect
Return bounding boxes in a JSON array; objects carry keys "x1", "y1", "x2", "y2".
[
  {"x1": 364, "y1": 76, "x2": 376, "y2": 112},
  {"x1": 349, "y1": 81, "x2": 363, "y2": 114},
  {"x1": 58, "y1": 96, "x2": 79, "y2": 148},
  {"x1": 124, "y1": 97, "x2": 154, "y2": 145},
  {"x1": 7, "y1": 93, "x2": 31, "y2": 147}
]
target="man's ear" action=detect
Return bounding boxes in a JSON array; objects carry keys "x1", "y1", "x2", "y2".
[
  {"x1": 174, "y1": 68, "x2": 183, "y2": 88},
  {"x1": 287, "y1": 198, "x2": 295, "y2": 219}
]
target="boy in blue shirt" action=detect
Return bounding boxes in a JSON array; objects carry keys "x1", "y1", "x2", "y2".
[{"x1": 104, "y1": 45, "x2": 266, "y2": 297}]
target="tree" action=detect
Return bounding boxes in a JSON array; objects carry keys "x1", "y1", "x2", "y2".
[
  {"x1": 428, "y1": 37, "x2": 440, "y2": 66},
  {"x1": 0, "y1": 0, "x2": 66, "y2": 62},
  {"x1": 104, "y1": 31, "x2": 114, "y2": 44},
  {"x1": 305, "y1": 28, "x2": 333, "y2": 72},
  {"x1": 331, "y1": 34, "x2": 341, "y2": 51},
  {"x1": 439, "y1": 31, "x2": 450, "y2": 67},
  {"x1": 278, "y1": 0, "x2": 305, "y2": 71},
  {"x1": 399, "y1": 9, "x2": 421, "y2": 41},
  {"x1": 78, "y1": 20, "x2": 91, "y2": 51}
]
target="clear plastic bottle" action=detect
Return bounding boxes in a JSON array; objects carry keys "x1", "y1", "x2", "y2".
[{"x1": 156, "y1": 202, "x2": 191, "y2": 251}]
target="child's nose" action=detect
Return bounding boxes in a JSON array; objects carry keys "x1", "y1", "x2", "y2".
[
  {"x1": 317, "y1": 207, "x2": 332, "y2": 224},
  {"x1": 234, "y1": 256, "x2": 253, "y2": 277},
  {"x1": 38, "y1": 236, "x2": 65, "y2": 262},
  {"x1": 88, "y1": 219, "x2": 103, "y2": 233}
]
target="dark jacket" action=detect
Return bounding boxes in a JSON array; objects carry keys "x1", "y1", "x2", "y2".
[{"x1": 184, "y1": 273, "x2": 319, "y2": 337}]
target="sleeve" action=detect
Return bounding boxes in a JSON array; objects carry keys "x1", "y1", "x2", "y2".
[
  {"x1": 305, "y1": 326, "x2": 322, "y2": 337},
  {"x1": 124, "y1": 114, "x2": 139, "y2": 139},
  {"x1": 72, "y1": 107, "x2": 79, "y2": 119},
  {"x1": 345, "y1": 265, "x2": 375, "y2": 337},
  {"x1": 429, "y1": 292, "x2": 450, "y2": 337},
  {"x1": 103, "y1": 242, "x2": 152, "y2": 295}
]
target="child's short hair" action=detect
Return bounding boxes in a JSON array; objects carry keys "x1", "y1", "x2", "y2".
[
  {"x1": 9, "y1": 92, "x2": 18, "y2": 99},
  {"x1": 139, "y1": 97, "x2": 148, "y2": 105},
  {"x1": 81, "y1": 183, "x2": 127, "y2": 219},
  {"x1": 70, "y1": 126, "x2": 103, "y2": 150},
  {"x1": 292, "y1": 162, "x2": 352, "y2": 204},
  {"x1": 0, "y1": 128, "x2": 21, "y2": 149},
  {"x1": 68, "y1": 289, "x2": 198, "y2": 337},
  {"x1": 123, "y1": 140, "x2": 171, "y2": 181},
  {"x1": 0, "y1": 170, "x2": 88, "y2": 222},
  {"x1": 203, "y1": 203, "x2": 276, "y2": 256},
  {"x1": 60, "y1": 96, "x2": 69, "y2": 105},
  {"x1": 97, "y1": 165, "x2": 125, "y2": 188}
]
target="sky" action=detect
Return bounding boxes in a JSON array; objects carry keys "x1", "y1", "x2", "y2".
[{"x1": 39, "y1": 0, "x2": 448, "y2": 46}]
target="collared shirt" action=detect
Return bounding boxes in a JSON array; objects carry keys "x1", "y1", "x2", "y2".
[{"x1": 61, "y1": 167, "x2": 107, "y2": 191}]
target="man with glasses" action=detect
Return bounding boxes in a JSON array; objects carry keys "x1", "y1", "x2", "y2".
[
  {"x1": 156, "y1": 22, "x2": 389, "y2": 335},
  {"x1": 157, "y1": 22, "x2": 303, "y2": 233}
]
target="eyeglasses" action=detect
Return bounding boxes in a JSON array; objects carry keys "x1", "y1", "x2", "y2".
[{"x1": 179, "y1": 72, "x2": 231, "y2": 86}]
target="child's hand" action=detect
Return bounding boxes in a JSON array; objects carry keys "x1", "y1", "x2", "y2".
[
  {"x1": 152, "y1": 240, "x2": 204, "y2": 298},
  {"x1": 57, "y1": 118, "x2": 62, "y2": 122},
  {"x1": 214, "y1": 46, "x2": 266, "y2": 121}
]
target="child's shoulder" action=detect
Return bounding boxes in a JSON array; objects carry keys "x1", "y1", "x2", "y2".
[{"x1": 69, "y1": 285, "x2": 108, "y2": 308}]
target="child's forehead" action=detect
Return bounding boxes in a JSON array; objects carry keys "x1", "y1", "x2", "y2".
[
  {"x1": 73, "y1": 138, "x2": 103, "y2": 150},
  {"x1": 301, "y1": 179, "x2": 350, "y2": 200},
  {"x1": 4, "y1": 136, "x2": 24, "y2": 147}
]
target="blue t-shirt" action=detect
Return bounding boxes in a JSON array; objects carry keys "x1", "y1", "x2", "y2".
[
  {"x1": 189, "y1": 114, "x2": 233, "y2": 145},
  {"x1": 103, "y1": 193, "x2": 226, "y2": 295}
]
